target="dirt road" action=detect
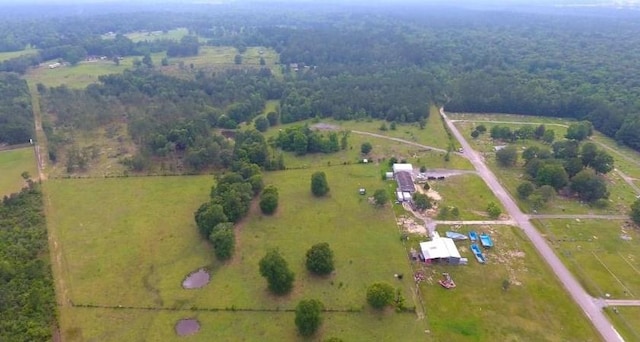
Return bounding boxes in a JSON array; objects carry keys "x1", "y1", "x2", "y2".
[
  {"x1": 441, "y1": 108, "x2": 624, "y2": 342},
  {"x1": 351, "y1": 130, "x2": 448, "y2": 153}
]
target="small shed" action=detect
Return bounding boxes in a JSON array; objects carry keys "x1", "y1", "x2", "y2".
[
  {"x1": 420, "y1": 235, "x2": 462, "y2": 264},
  {"x1": 359, "y1": 188, "x2": 366, "y2": 195},
  {"x1": 362, "y1": 158, "x2": 368, "y2": 164},
  {"x1": 385, "y1": 172, "x2": 394, "y2": 180}
]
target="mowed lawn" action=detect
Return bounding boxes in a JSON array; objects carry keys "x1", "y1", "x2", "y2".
[
  {"x1": 0, "y1": 147, "x2": 37, "y2": 196},
  {"x1": 430, "y1": 173, "x2": 505, "y2": 220},
  {"x1": 417, "y1": 225, "x2": 601, "y2": 341},
  {"x1": 46, "y1": 168, "x2": 429, "y2": 341},
  {"x1": 534, "y1": 218, "x2": 640, "y2": 299}
]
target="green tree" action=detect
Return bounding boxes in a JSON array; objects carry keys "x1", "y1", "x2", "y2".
[
  {"x1": 306, "y1": 242, "x2": 335, "y2": 275},
  {"x1": 259, "y1": 249, "x2": 295, "y2": 295},
  {"x1": 496, "y1": 145, "x2": 518, "y2": 167},
  {"x1": 161, "y1": 57, "x2": 169, "y2": 66},
  {"x1": 534, "y1": 124, "x2": 546, "y2": 140},
  {"x1": 373, "y1": 189, "x2": 389, "y2": 206},
  {"x1": 142, "y1": 53, "x2": 153, "y2": 68},
  {"x1": 476, "y1": 124, "x2": 487, "y2": 133},
  {"x1": 295, "y1": 299, "x2": 324, "y2": 337},
  {"x1": 260, "y1": 185, "x2": 279, "y2": 215},
  {"x1": 254, "y1": 116, "x2": 270, "y2": 132},
  {"x1": 259, "y1": 57, "x2": 266, "y2": 66},
  {"x1": 487, "y1": 202, "x2": 502, "y2": 219},
  {"x1": 412, "y1": 193, "x2": 432, "y2": 210},
  {"x1": 366, "y1": 282, "x2": 394, "y2": 309},
  {"x1": 266, "y1": 111, "x2": 279, "y2": 126},
  {"x1": 592, "y1": 150, "x2": 614, "y2": 174},
  {"x1": 234, "y1": 54, "x2": 242, "y2": 65},
  {"x1": 565, "y1": 121, "x2": 593, "y2": 141},
  {"x1": 580, "y1": 142, "x2": 598, "y2": 167},
  {"x1": 361, "y1": 142, "x2": 373, "y2": 155},
  {"x1": 570, "y1": 169, "x2": 608, "y2": 202},
  {"x1": 311, "y1": 171, "x2": 330, "y2": 197},
  {"x1": 630, "y1": 199, "x2": 640, "y2": 225},
  {"x1": 530, "y1": 185, "x2": 557, "y2": 209},
  {"x1": 194, "y1": 202, "x2": 228, "y2": 237},
  {"x1": 471, "y1": 130, "x2": 480, "y2": 138},
  {"x1": 563, "y1": 157, "x2": 584, "y2": 178},
  {"x1": 210, "y1": 224, "x2": 235, "y2": 260},
  {"x1": 517, "y1": 182, "x2": 535, "y2": 199},
  {"x1": 542, "y1": 129, "x2": 555, "y2": 144},
  {"x1": 536, "y1": 163, "x2": 569, "y2": 190}
]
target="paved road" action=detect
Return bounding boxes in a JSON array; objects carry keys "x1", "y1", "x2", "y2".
[
  {"x1": 351, "y1": 130, "x2": 448, "y2": 153},
  {"x1": 604, "y1": 299, "x2": 640, "y2": 307},
  {"x1": 441, "y1": 108, "x2": 624, "y2": 342}
]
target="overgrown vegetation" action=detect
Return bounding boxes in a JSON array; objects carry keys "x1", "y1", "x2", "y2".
[
  {"x1": 0, "y1": 184, "x2": 55, "y2": 342},
  {"x1": 0, "y1": 73, "x2": 33, "y2": 145}
]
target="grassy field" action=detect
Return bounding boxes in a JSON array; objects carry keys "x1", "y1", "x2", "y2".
[
  {"x1": 24, "y1": 46, "x2": 280, "y2": 89},
  {"x1": 429, "y1": 173, "x2": 505, "y2": 221},
  {"x1": 411, "y1": 225, "x2": 601, "y2": 341},
  {"x1": 454, "y1": 120, "x2": 635, "y2": 215},
  {"x1": 534, "y1": 218, "x2": 640, "y2": 299},
  {"x1": 605, "y1": 307, "x2": 640, "y2": 342},
  {"x1": 0, "y1": 147, "x2": 38, "y2": 196},
  {"x1": 46, "y1": 168, "x2": 429, "y2": 341},
  {"x1": 448, "y1": 112, "x2": 575, "y2": 126},
  {"x1": 123, "y1": 28, "x2": 191, "y2": 43},
  {"x1": 0, "y1": 47, "x2": 37, "y2": 62}
]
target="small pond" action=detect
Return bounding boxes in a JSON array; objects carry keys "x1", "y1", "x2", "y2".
[
  {"x1": 175, "y1": 319, "x2": 200, "y2": 336},
  {"x1": 182, "y1": 268, "x2": 210, "y2": 289}
]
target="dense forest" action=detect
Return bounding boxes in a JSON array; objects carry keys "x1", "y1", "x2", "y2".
[
  {"x1": 0, "y1": 183, "x2": 56, "y2": 342},
  {"x1": 3, "y1": 2, "x2": 640, "y2": 156},
  {"x1": 0, "y1": 73, "x2": 33, "y2": 145}
]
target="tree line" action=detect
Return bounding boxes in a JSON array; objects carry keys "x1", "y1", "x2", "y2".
[
  {"x1": 0, "y1": 73, "x2": 33, "y2": 145},
  {"x1": 0, "y1": 183, "x2": 56, "y2": 342}
]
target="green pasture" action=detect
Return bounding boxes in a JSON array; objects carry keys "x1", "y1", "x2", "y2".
[
  {"x1": 0, "y1": 47, "x2": 37, "y2": 62},
  {"x1": 454, "y1": 121, "x2": 633, "y2": 215},
  {"x1": 413, "y1": 225, "x2": 600, "y2": 342},
  {"x1": 448, "y1": 112, "x2": 575, "y2": 126},
  {"x1": 59, "y1": 307, "x2": 425, "y2": 342},
  {"x1": 605, "y1": 307, "x2": 640, "y2": 342},
  {"x1": 429, "y1": 173, "x2": 505, "y2": 220},
  {"x1": 534, "y1": 219, "x2": 640, "y2": 299},
  {"x1": 0, "y1": 147, "x2": 37, "y2": 196},
  {"x1": 160, "y1": 46, "x2": 280, "y2": 74},
  {"x1": 46, "y1": 168, "x2": 427, "y2": 340},
  {"x1": 274, "y1": 131, "x2": 470, "y2": 171},
  {"x1": 25, "y1": 59, "x2": 136, "y2": 89}
]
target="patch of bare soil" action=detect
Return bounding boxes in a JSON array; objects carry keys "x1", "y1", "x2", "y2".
[
  {"x1": 397, "y1": 216, "x2": 428, "y2": 235},
  {"x1": 311, "y1": 123, "x2": 340, "y2": 131}
]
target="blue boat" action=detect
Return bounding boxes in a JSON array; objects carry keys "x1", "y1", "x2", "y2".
[
  {"x1": 470, "y1": 244, "x2": 486, "y2": 264},
  {"x1": 468, "y1": 231, "x2": 478, "y2": 242},
  {"x1": 480, "y1": 233, "x2": 494, "y2": 248},
  {"x1": 446, "y1": 231, "x2": 468, "y2": 241}
]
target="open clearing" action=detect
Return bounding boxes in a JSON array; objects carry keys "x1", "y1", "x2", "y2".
[
  {"x1": 46, "y1": 167, "x2": 428, "y2": 341},
  {"x1": 534, "y1": 218, "x2": 640, "y2": 300},
  {"x1": 0, "y1": 47, "x2": 37, "y2": 62},
  {"x1": 412, "y1": 225, "x2": 600, "y2": 341},
  {"x1": 122, "y1": 28, "x2": 191, "y2": 43},
  {"x1": 0, "y1": 147, "x2": 38, "y2": 196},
  {"x1": 428, "y1": 173, "x2": 505, "y2": 221}
]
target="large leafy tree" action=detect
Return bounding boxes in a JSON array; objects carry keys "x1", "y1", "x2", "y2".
[
  {"x1": 496, "y1": 145, "x2": 518, "y2": 167},
  {"x1": 210, "y1": 223, "x2": 235, "y2": 261},
  {"x1": 306, "y1": 243, "x2": 335, "y2": 275},
  {"x1": 373, "y1": 189, "x2": 389, "y2": 206},
  {"x1": 311, "y1": 171, "x2": 330, "y2": 197},
  {"x1": 536, "y1": 163, "x2": 569, "y2": 190},
  {"x1": 194, "y1": 202, "x2": 228, "y2": 237},
  {"x1": 259, "y1": 185, "x2": 279, "y2": 215},
  {"x1": 630, "y1": 199, "x2": 640, "y2": 226},
  {"x1": 366, "y1": 282, "x2": 394, "y2": 309},
  {"x1": 570, "y1": 169, "x2": 608, "y2": 202},
  {"x1": 295, "y1": 299, "x2": 324, "y2": 337},
  {"x1": 259, "y1": 249, "x2": 295, "y2": 295}
]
